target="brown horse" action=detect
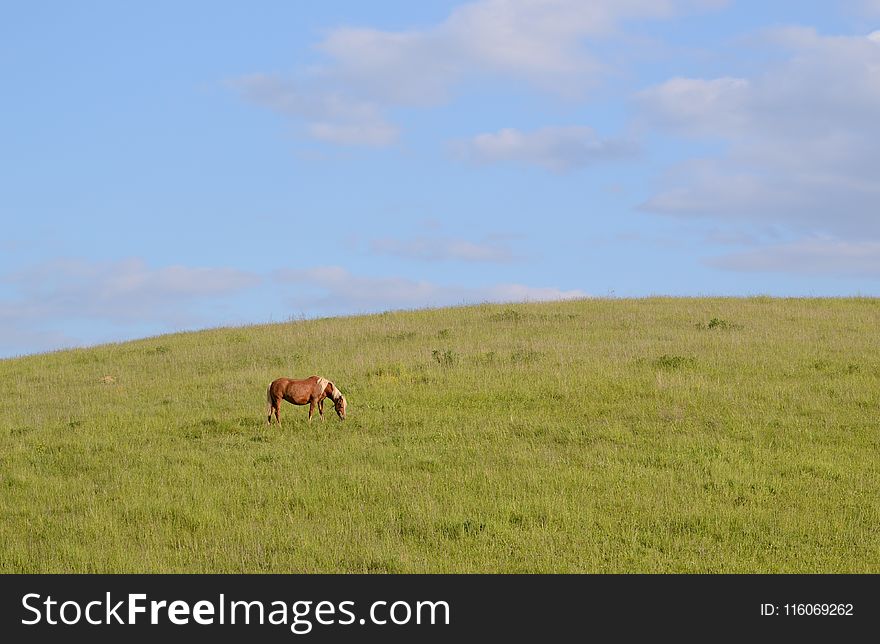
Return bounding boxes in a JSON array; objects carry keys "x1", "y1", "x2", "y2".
[{"x1": 266, "y1": 375, "x2": 347, "y2": 425}]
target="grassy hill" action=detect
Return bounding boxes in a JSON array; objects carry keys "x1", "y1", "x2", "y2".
[{"x1": 1, "y1": 297, "x2": 877, "y2": 573}]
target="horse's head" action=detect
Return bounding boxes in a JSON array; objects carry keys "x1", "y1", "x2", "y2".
[{"x1": 334, "y1": 395, "x2": 347, "y2": 420}]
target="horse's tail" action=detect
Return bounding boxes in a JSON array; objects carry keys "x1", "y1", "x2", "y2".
[
  {"x1": 266, "y1": 383, "x2": 274, "y2": 419},
  {"x1": 266, "y1": 383, "x2": 272, "y2": 404}
]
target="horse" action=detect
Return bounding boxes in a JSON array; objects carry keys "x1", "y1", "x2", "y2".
[{"x1": 266, "y1": 375, "x2": 347, "y2": 426}]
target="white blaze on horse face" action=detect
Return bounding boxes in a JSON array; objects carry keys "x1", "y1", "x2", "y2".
[{"x1": 335, "y1": 396, "x2": 347, "y2": 420}]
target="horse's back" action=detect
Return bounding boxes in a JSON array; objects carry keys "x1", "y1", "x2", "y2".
[
  {"x1": 268, "y1": 377, "x2": 290, "y2": 395},
  {"x1": 268, "y1": 376, "x2": 320, "y2": 405}
]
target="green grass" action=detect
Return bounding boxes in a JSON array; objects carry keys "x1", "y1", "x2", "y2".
[{"x1": 1, "y1": 297, "x2": 878, "y2": 572}]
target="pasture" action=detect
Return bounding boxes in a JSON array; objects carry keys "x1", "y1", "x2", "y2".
[{"x1": 0, "y1": 297, "x2": 877, "y2": 572}]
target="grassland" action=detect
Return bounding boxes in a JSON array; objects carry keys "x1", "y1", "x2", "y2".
[{"x1": 0, "y1": 297, "x2": 878, "y2": 573}]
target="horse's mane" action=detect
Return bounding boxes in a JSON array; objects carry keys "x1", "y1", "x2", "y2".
[{"x1": 316, "y1": 376, "x2": 343, "y2": 402}]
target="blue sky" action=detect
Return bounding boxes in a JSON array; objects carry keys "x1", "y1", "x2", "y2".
[{"x1": 3, "y1": 1, "x2": 880, "y2": 357}]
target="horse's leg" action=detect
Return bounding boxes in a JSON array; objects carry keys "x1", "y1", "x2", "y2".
[
  {"x1": 318, "y1": 399, "x2": 324, "y2": 421},
  {"x1": 308, "y1": 400, "x2": 316, "y2": 422}
]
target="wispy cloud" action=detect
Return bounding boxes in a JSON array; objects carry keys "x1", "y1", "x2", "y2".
[
  {"x1": 274, "y1": 265, "x2": 585, "y2": 313},
  {"x1": 231, "y1": 75, "x2": 398, "y2": 146},
  {"x1": 638, "y1": 28, "x2": 880, "y2": 239},
  {"x1": 637, "y1": 76, "x2": 749, "y2": 136},
  {"x1": 456, "y1": 126, "x2": 635, "y2": 172},
  {"x1": 0, "y1": 258, "x2": 261, "y2": 355},
  {"x1": 0, "y1": 258, "x2": 262, "y2": 355},
  {"x1": 708, "y1": 237, "x2": 880, "y2": 276},
  {"x1": 316, "y1": 0, "x2": 727, "y2": 102},
  {"x1": 233, "y1": 0, "x2": 725, "y2": 145},
  {"x1": 0, "y1": 322, "x2": 76, "y2": 359},
  {"x1": 369, "y1": 235, "x2": 517, "y2": 262},
  {"x1": 854, "y1": 0, "x2": 880, "y2": 16}
]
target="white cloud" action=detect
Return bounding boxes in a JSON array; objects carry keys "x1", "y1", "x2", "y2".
[
  {"x1": 0, "y1": 322, "x2": 76, "y2": 359},
  {"x1": 369, "y1": 236, "x2": 517, "y2": 262},
  {"x1": 637, "y1": 76, "x2": 749, "y2": 136},
  {"x1": 231, "y1": 74, "x2": 398, "y2": 146},
  {"x1": 3, "y1": 258, "x2": 260, "y2": 326},
  {"x1": 274, "y1": 265, "x2": 585, "y2": 313},
  {"x1": 709, "y1": 237, "x2": 880, "y2": 276},
  {"x1": 316, "y1": 0, "x2": 726, "y2": 101},
  {"x1": 639, "y1": 28, "x2": 880, "y2": 238},
  {"x1": 856, "y1": 0, "x2": 880, "y2": 16},
  {"x1": 315, "y1": 27, "x2": 459, "y2": 106},
  {"x1": 234, "y1": 0, "x2": 725, "y2": 144},
  {"x1": 457, "y1": 126, "x2": 635, "y2": 171}
]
